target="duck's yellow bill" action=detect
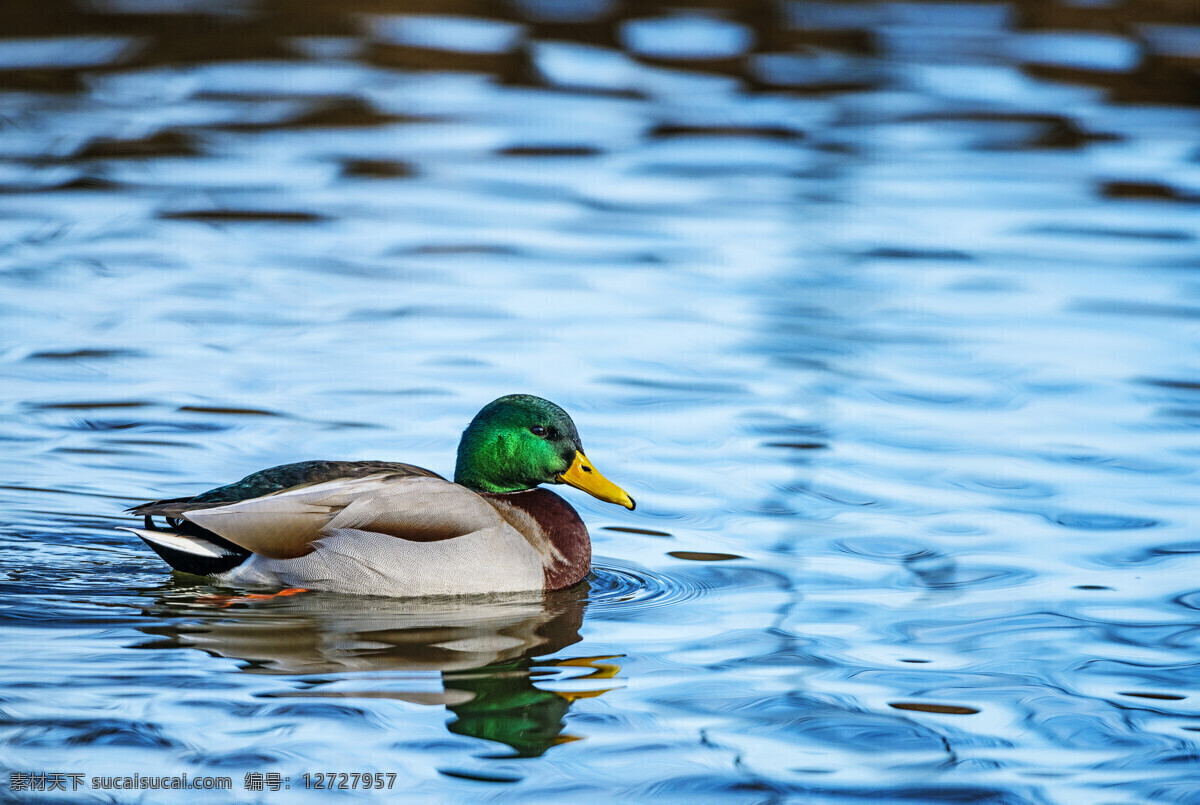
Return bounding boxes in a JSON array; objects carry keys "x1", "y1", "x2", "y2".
[{"x1": 558, "y1": 451, "x2": 635, "y2": 510}]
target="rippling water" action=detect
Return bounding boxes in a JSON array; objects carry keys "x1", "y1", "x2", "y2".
[{"x1": 3, "y1": 0, "x2": 1200, "y2": 802}]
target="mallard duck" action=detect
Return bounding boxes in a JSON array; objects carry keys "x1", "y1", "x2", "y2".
[{"x1": 123, "y1": 395, "x2": 635, "y2": 596}]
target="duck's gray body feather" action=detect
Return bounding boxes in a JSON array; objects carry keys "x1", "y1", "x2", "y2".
[{"x1": 125, "y1": 464, "x2": 588, "y2": 596}]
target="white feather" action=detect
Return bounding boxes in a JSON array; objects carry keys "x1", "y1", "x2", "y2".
[
  {"x1": 221, "y1": 526, "x2": 544, "y2": 596},
  {"x1": 118, "y1": 527, "x2": 236, "y2": 558}
]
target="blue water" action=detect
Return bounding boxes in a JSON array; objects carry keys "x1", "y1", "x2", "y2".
[{"x1": 2, "y1": 1, "x2": 1200, "y2": 802}]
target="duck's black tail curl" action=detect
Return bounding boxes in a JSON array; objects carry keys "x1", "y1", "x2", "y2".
[{"x1": 122, "y1": 517, "x2": 250, "y2": 576}]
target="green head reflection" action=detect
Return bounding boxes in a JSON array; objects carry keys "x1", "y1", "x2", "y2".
[{"x1": 445, "y1": 654, "x2": 621, "y2": 758}]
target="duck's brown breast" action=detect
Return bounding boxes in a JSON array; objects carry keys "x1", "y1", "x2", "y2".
[{"x1": 480, "y1": 488, "x2": 591, "y2": 591}]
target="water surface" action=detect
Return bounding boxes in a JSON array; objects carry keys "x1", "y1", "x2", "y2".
[{"x1": 2, "y1": 0, "x2": 1200, "y2": 802}]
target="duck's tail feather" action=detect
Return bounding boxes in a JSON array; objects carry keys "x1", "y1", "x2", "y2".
[{"x1": 121, "y1": 527, "x2": 250, "y2": 576}]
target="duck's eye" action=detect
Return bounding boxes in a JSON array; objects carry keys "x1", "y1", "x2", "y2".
[{"x1": 530, "y1": 426, "x2": 547, "y2": 437}]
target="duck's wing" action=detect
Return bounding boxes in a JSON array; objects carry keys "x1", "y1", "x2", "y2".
[
  {"x1": 178, "y1": 474, "x2": 508, "y2": 560},
  {"x1": 128, "y1": 460, "x2": 443, "y2": 519}
]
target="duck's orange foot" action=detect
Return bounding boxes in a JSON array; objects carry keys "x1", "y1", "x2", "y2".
[
  {"x1": 239, "y1": 587, "x2": 308, "y2": 601},
  {"x1": 195, "y1": 587, "x2": 309, "y2": 608}
]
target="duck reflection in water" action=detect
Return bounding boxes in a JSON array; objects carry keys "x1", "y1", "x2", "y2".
[{"x1": 135, "y1": 581, "x2": 617, "y2": 759}]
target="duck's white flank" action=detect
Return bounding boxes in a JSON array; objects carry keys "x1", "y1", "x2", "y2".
[{"x1": 172, "y1": 474, "x2": 547, "y2": 595}]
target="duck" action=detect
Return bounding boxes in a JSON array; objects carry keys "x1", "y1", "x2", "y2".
[{"x1": 122, "y1": 394, "x2": 635, "y2": 597}]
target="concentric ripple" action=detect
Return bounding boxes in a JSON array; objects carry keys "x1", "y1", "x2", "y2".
[{"x1": 586, "y1": 558, "x2": 712, "y2": 615}]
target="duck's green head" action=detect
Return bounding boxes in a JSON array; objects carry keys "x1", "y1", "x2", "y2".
[{"x1": 455, "y1": 394, "x2": 634, "y2": 510}]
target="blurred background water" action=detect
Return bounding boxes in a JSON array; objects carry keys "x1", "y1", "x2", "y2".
[{"x1": 2, "y1": 0, "x2": 1200, "y2": 802}]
